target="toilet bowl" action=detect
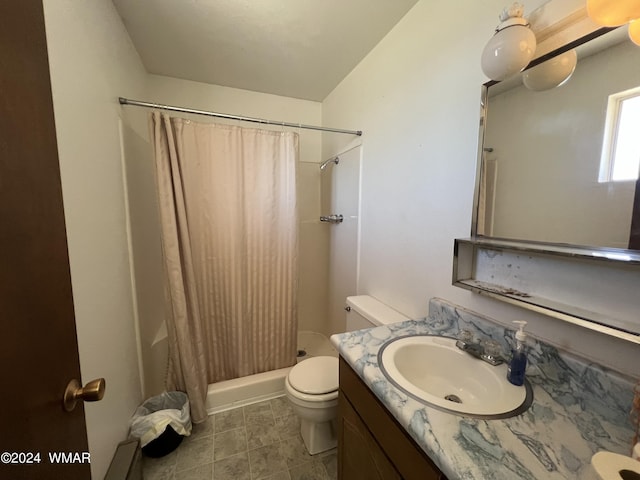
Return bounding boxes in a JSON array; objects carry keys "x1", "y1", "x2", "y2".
[{"x1": 285, "y1": 295, "x2": 409, "y2": 455}]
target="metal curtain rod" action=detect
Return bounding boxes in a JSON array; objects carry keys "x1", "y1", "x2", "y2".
[{"x1": 118, "y1": 97, "x2": 363, "y2": 136}]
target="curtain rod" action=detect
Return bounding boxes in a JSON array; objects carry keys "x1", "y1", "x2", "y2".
[{"x1": 118, "y1": 97, "x2": 363, "y2": 136}]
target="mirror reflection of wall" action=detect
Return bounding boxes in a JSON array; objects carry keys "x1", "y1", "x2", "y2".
[{"x1": 480, "y1": 27, "x2": 640, "y2": 250}]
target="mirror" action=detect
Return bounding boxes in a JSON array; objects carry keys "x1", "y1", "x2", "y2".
[{"x1": 476, "y1": 26, "x2": 640, "y2": 252}]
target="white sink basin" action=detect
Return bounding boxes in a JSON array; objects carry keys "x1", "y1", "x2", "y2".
[{"x1": 379, "y1": 335, "x2": 531, "y2": 417}]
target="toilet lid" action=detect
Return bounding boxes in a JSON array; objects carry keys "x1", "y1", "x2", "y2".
[{"x1": 288, "y1": 356, "x2": 338, "y2": 394}]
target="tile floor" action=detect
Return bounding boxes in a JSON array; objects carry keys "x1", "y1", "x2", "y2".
[{"x1": 142, "y1": 396, "x2": 337, "y2": 480}]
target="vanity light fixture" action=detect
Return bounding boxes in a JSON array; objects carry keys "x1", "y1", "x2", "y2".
[
  {"x1": 586, "y1": 0, "x2": 640, "y2": 27},
  {"x1": 522, "y1": 49, "x2": 578, "y2": 91},
  {"x1": 481, "y1": 2, "x2": 537, "y2": 81},
  {"x1": 629, "y1": 19, "x2": 640, "y2": 46},
  {"x1": 587, "y1": 0, "x2": 640, "y2": 46}
]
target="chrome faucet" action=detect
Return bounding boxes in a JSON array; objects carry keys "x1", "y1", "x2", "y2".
[{"x1": 455, "y1": 330, "x2": 504, "y2": 366}]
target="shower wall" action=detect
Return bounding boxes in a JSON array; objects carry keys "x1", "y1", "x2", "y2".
[
  {"x1": 322, "y1": 146, "x2": 362, "y2": 335},
  {"x1": 122, "y1": 75, "x2": 329, "y2": 397}
]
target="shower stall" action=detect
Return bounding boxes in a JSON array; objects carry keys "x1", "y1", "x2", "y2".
[{"x1": 120, "y1": 94, "x2": 360, "y2": 415}]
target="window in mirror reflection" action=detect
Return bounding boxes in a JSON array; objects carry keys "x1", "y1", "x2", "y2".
[{"x1": 599, "y1": 86, "x2": 640, "y2": 182}]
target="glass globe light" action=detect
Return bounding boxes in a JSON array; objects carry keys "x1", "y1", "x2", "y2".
[
  {"x1": 587, "y1": 0, "x2": 640, "y2": 27},
  {"x1": 630, "y1": 19, "x2": 640, "y2": 46},
  {"x1": 481, "y1": 3, "x2": 537, "y2": 81},
  {"x1": 522, "y1": 49, "x2": 578, "y2": 91}
]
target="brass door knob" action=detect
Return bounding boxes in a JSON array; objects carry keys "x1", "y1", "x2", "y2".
[{"x1": 63, "y1": 378, "x2": 106, "y2": 412}]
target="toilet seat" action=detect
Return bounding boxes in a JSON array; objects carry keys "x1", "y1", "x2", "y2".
[
  {"x1": 286, "y1": 356, "x2": 338, "y2": 404},
  {"x1": 285, "y1": 376, "x2": 338, "y2": 404},
  {"x1": 288, "y1": 356, "x2": 338, "y2": 395}
]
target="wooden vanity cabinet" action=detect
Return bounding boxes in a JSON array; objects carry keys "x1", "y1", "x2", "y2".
[{"x1": 338, "y1": 357, "x2": 448, "y2": 480}]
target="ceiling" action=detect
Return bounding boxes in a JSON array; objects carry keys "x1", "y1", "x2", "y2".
[{"x1": 112, "y1": 0, "x2": 419, "y2": 102}]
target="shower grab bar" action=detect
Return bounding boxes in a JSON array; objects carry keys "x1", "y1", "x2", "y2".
[{"x1": 320, "y1": 215, "x2": 343, "y2": 224}]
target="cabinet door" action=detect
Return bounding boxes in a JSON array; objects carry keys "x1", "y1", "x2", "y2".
[
  {"x1": 338, "y1": 392, "x2": 402, "y2": 480},
  {"x1": 338, "y1": 358, "x2": 448, "y2": 480}
]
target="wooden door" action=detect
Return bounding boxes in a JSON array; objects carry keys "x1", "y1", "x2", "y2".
[{"x1": 0, "y1": 2, "x2": 91, "y2": 479}]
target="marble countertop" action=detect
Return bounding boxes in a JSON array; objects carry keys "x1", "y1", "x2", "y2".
[{"x1": 331, "y1": 317, "x2": 635, "y2": 480}]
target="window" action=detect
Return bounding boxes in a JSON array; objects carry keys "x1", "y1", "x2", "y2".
[{"x1": 599, "y1": 87, "x2": 640, "y2": 182}]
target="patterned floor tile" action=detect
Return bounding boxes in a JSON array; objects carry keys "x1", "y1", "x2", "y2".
[
  {"x1": 274, "y1": 414, "x2": 301, "y2": 440},
  {"x1": 244, "y1": 401, "x2": 275, "y2": 426},
  {"x1": 248, "y1": 443, "x2": 288, "y2": 480},
  {"x1": 279, "y1": 436, "x2": 312, "y2": 469},
  {"x1": 214, "y1": 452, "x2": 251, "y2": 480},
  {"x1": 270, "y1": 397, "x2": 295, "y2": 418},
  {"x1": 246, "y1": 421, "x2": 280, "y2": 450},
  {"x1": 214, "y1": 427, "x2": 247, "y2": 461},
  {"x1": 142, "y1": 397, "x2": 337, "y2": 480},
  {"x1": 289, "y1": 459, "x2": 331, "y2": 480},
  {"x1": 214, "y1": 408, "x2": 245, "y2": 433},
  {"x1": 189, "y1": 417, "x2": 214, "y2": 441},
  {"x1": 179, "y1": 462, "x2": 213, "y2": 480},
  {"x1": 176, "y1": 436, "x2": 214, "y2": 472}
]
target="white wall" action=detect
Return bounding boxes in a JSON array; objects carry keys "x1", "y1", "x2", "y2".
[
  {"x1": 145, "y1": 75, "x2": 324, "y2": 160},
  {"x1": 42, "y1": 0, "x2": 147, "y2": 477},
  {"x1": 322, "y1": 0, "x2": 638, "y2": 377}
]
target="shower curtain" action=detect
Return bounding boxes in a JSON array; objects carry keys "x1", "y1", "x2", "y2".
[{"x1": 150, "y1": 112, "x2": 298, "y2": 422}]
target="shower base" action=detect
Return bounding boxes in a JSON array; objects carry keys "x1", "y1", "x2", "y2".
[
  {"x1": 205, "y1": 330, "x2": 337, "y2": 414},
  {"x1": 295, "y1": 330, "x2": 338, "y2": 362}
]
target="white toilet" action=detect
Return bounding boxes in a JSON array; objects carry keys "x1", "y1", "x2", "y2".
[{"x1": 285, "y1": 295, "x2": 409, "y2": 454}]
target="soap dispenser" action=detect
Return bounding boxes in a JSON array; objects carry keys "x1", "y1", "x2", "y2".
[{"x1": 507, "y1": 321, "x2": 528, "y2": 386}]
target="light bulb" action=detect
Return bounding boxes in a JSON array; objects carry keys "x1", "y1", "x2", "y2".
[
  {"x1": 481, "y1": 3, "x2": 537, "y2": 81},
  {"x1": 630, "y1": 19, "x2": 640, "y2": 46},
  {"x1": 522, "y1": 49, "x2": 578, "y2": 91},
  {"x1": 587, "y1": 0, "x2": 640, "y2": 27}
]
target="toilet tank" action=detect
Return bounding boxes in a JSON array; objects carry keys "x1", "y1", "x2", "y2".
[{"x1": 345, "y1": 295, "x2": 409, "y2": 331}]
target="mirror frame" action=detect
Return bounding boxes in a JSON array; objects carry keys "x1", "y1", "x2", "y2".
[{"x1": 471, "y1": 26, "x2": 630, "y2": 247}]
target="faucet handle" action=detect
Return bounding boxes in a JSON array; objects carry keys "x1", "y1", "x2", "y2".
[
  {"x1": 458, "y1": 329, "x2": 474, "y2": 343},
  {"x1": 483, "y1": 340, "x2": 501, "y2": 357},
  {"x1": 482, "y1": 339, "x2": 504, "y2": 365}
]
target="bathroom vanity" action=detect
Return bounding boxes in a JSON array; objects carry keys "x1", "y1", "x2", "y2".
[
  {"x1": 332, "y1": 298, "x2": 636, "y2": 480},
  {"x1": 338, "y1": 357, "x2": 446, "y2": 480}
]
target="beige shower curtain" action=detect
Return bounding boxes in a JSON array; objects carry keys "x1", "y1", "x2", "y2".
[{"x1": 150, "y1": 112, "x2": 298, "y2": 422}]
